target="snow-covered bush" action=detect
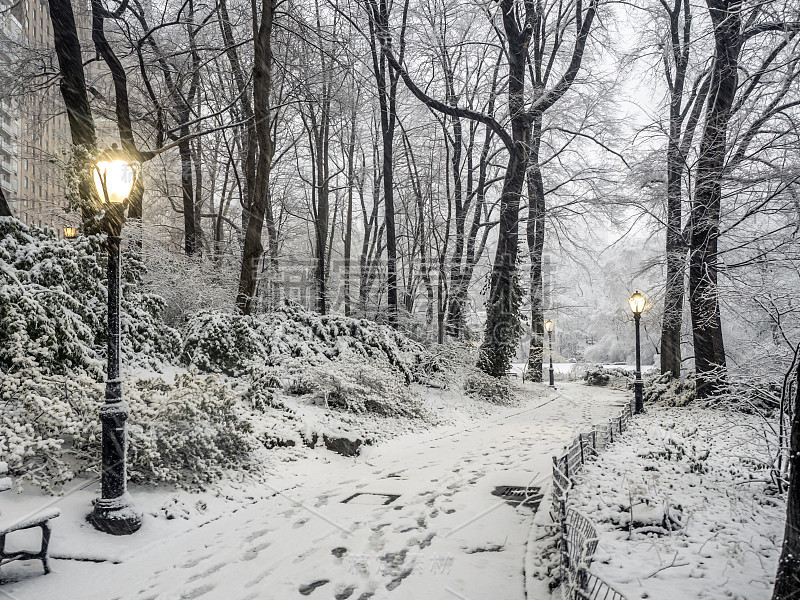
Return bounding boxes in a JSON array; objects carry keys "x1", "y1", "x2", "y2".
[
  {"x1": 125, "y1": 373, "x2": 255, "y2": 485},
  {"x1": 285, "y1": 357, "x2": 426, "y2": 419},
  {"x1": 643, "y1": 372, "x2": 696, "y2": 407},
  {"x1": 0, "y1": 371, "x2": 99, "y2": 492},
  {"x1": 182, "y1": 301, "x2": 438, "y2": 382},
  {"x1": 241, "y1": 364, "x2": 285, "y2": 411},
  {"x1": 583, "y1": 365, "x2": 630, "y2": 389},
  {"x1": 0, "y1": 218, "x2": 180, "y2": 377},
  {"x1": 0, "y1": 369, "x2": 256, "y2": 491},
  {"x1": 464, "y1": 370, "x2": 514, "y2": 404}
]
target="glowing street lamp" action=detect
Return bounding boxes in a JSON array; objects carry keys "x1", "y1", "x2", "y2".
[
  {"x1": 86, "y1": 146, "x2": 142, "y2": 535},
  {"x1": 63, "y1": 226, "x2": 77, "y2": 239},
  {"x1": 628, "y1": 291, "x2": 646, "y2": 414},
  {"x1": 544, "y1": 319, "x2": 555, "y2": 389}
]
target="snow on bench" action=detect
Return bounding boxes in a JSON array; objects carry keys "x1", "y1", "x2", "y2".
[{"x1": 0, "y1": 461, "x2": 60, "y2": 576}]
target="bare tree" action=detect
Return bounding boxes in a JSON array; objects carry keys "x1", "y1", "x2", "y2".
[
  {"x1": 237, "y1": 0, "x2": 277, "y2": 314},
  {"x1": 372, "y1": 0, "x2": 600, "y2": 375}
]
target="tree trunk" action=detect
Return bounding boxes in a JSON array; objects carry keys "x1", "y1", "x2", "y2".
[
  {"x1": 772, "y1": 362, "x2": 800, "y2": 599},
  {"x1": 366, "y1": 0, "x2": 409, "y2": 327},
  {"x1": 344, "y1": 102, "x2": 356, "y2": 317},
  {"x1": 662, "y1": 132, "x2": 686, "y2": 378},
  {"x1": 219, "y1": 0, "x2": 257, "y2": 235},
  {"x1": 236, "y1": 0, "x2": 275, "y2": 315},
  {"x1": 689, "y1": 0, "x2": 738, "y2": 398},
  {"x1": 659, "y1": 0, "x2": 694, "y2": 380},
  {"x1": 477, "y1": 5, "x2": 530, "y2": 376},
  {"x1": 47, "y1": 0, "x2": 98, "y2": 226},
  {"x1": 526, "y1": 116, "x2": 545, "y2": 382},
  {"x1": 0, "y1": 187, "x2": 11, "y2": 217},
  {"x1": 179, "y1": 136, "x2": 198, "y2": 255}
]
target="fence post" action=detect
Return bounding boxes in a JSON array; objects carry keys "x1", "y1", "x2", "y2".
[
  {"x1": 609, "y1": 420, "x2": 613, "y2": 444},
  {"x1": 579, "y1": 434, "x2": 585, "y2": 465}
]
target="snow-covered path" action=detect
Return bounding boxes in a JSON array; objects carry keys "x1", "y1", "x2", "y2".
[{"x1": 4, "y1": 382, "x2": 630, "y2": 600}]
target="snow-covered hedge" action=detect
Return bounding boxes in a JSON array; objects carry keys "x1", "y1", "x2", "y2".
[
  {"x1": 0, "y1": 218, "x2": 180, "y2": 377},
  {"x1": 182, "y1": 301, "x2": 439, "y2": 383}
]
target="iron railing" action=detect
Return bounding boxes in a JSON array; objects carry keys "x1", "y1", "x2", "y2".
[{"x1": 551, "y1": 396, "x2": 636, "y2": 600}]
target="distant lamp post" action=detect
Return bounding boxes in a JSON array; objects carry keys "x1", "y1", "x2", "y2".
[
  {"x1": 86, "y1": 147, "x2": 142, "y2": 535},
  {"x1": 544, "y1": 319, "x2": 556, "y2": 389},
  {"x1": 63, "y1": 226, "x2": 77, "y2": 239},
  {"x1": 628, "y1": 291, "x2": 646, "y2": 414}
]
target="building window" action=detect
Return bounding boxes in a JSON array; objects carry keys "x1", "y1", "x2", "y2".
[{"x1": 24, "y1": 176, "x2": 28, "y2": 189}]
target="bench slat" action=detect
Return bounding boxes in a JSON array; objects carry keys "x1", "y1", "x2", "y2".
[{"x1": 0, "y1": 509, "x2": 61, "y2": 536}]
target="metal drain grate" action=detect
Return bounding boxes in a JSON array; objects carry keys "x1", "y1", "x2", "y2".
[
  {"x1": 491, "y1": 486, "x2": 543, "y2": 510},
  {"x1": 341, "y1": 492, "x2": 401, "y2": 506}
]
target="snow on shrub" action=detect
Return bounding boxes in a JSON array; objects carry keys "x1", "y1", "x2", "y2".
[
  {"x1": 643, "y1": 372, "x2": 696, "y2": 407},
  {"x1": 583, "y1": 365, "x2": 630, "y2": 389},
  {"x1": 125, "y1": 373, "x2": 255, "y2": 485},
  {"x1": 0, "y1": 371, "x2": 99, "y2": 492},
  {"x1": 0, "y1": 218, "x2": 180, "y2": 377},
  {"x1": 0, "y1": 370, "x2": 255, "y2": 491},
  {"x1": 285, "y1": 357, "x2": 427, "y2": 419},
  {"x1": 463, "y1": 370, "x2": 515, "y2": 404},
  {"x1": 182, "y1": 301, "x2": 439, "y2": 383}
]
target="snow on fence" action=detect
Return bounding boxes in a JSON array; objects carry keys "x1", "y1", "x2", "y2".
[{"x1": 551, "y1": 397, "x2": 636, "y2": 600}]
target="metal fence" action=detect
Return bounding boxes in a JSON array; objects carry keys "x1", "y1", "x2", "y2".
[{"x1": 551, "y1": 397, "x2": 636, "y2": 600}]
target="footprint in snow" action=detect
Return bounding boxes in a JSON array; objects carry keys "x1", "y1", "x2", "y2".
[
  {"x1": 335, "y1": 586, "x2": 356, "y2": 600},
  {"x1": 241, "y1": 541, "x2": 271, "y2": 561},
  {"x1": 179, "y1": 583, "x2": 216, "y2": 599},
  {"x1": 369, "y1": 532, "x2": 387, "y2": 551},
  {"x1": 293, "y1": 517, "x2": 310, "y2": 528},
  {"x1": 408, "y1": 532, "x2": 436, "y2": 549},
  {"x1": 187, "y1": 562, "x2": 225, "y2": 582},
  {"x1": 299, "y1": 580, "x2": 330, "y2": 595},
  {"x1": 244, "y1": 528, "x2": 271, "y2": 542},
  {"x1": 331, "y1": 547, "x2": 348, "y2": 559},
  {"x1": 386, "y1": 568, "x2": 413, "y2": 591},
  {"x1": 181, "y1": 555, "x2": 211, "y2": 569}
]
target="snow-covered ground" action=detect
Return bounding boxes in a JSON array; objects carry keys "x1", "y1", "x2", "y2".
[
  {"x1": 0, "y1": 382, "x2": 630, "y2": 600},
  {"x1": 568, "y1": 405, "x2": 784, "y2": 600}
]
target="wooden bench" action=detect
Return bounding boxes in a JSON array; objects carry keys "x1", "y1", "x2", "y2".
[{"x1": 0, "y1": 462, "x2": 60, "y2": 577}]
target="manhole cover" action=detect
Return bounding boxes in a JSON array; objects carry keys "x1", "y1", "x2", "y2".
[
  {"x1": 341, "y1": 493, "x2": 400, "y2": 506},
  {"x1": 491, "y1": 486, "x2": 543, "y2": 510}
]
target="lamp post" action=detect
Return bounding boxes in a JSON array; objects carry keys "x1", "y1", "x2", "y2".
[
  {"x1": 86, "y1": 147, "x2": 142, "y2": 535},
  {"x1": 628, "y1": 291, "x2": 646, "y2": 414},
  {"x1": 63, "y1": 226, "x2": 78, "y2": 239},
  {"x1": 544, "y1": 319, "x2": 555, "y2": 389}
]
